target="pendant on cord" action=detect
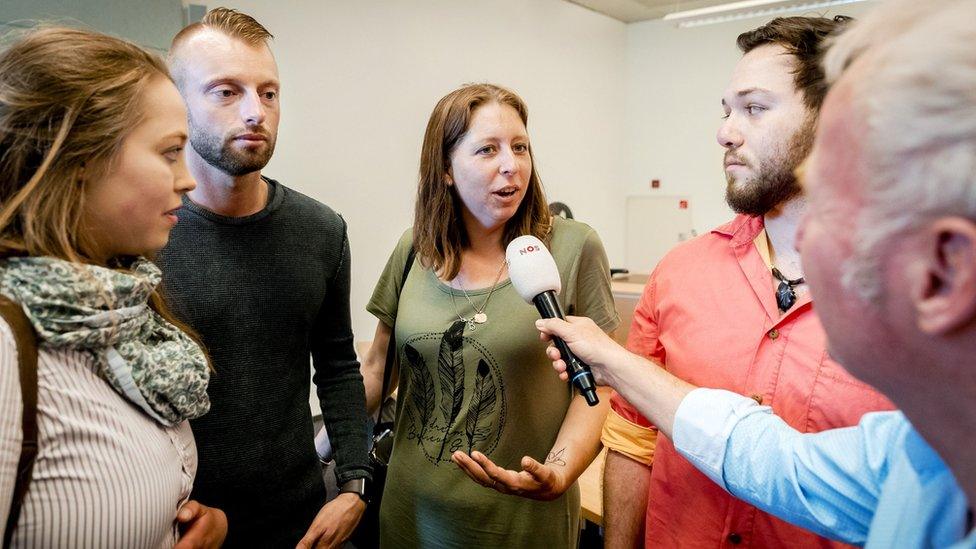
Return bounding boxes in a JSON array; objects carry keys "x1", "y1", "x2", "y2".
[
  {"x1": 772, "y1": 267, "x2": 804, "y2": 312},
  {"x1": 473, "y1": 313, "x2": 488, "y2": 324},
  {"x1": 776, "y1": 282, "x2": 797, "y2": 312}
]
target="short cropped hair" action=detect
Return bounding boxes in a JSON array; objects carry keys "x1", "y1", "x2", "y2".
[
  {"x1": 168, "y1": 7, "x2": 273, "y2": 88},
  {"x1": 171, "y1": 7, "x2": 272, "y2": 50}
]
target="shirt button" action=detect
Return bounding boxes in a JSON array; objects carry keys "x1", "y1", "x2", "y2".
[
  {"x1": 750, "y1": 394, "x2": 763, "y2": 405},
  {"x1": 768, "y1": 328, "x2": 780, "y2": 340},
  {"x1": 728, "y1": 532, "x2": 742, "y2": 544}
]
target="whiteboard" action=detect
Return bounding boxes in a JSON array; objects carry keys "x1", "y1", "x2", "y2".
[{"x1": 625, "y1": 195, "x2": 695, "y2": 274}]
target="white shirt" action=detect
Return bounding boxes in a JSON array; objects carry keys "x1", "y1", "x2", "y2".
[{"x1": 0, "y1": 319, "x2": 197, "y2": 548}]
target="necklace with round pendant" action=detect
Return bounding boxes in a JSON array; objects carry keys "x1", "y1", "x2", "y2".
[{"x1": 449, "y1": 258, "x2": 507, "y2": 331}]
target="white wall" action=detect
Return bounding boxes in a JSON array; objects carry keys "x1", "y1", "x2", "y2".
[
  {"x1": 4, "y1": 0, "x2": 886, "y2": 341},
  {"x1": 623, "y1": 2, "x2": 878, "y2": 235},
  {"x1": 220, "y1": 0, "x2": 629, "y2": 339}
]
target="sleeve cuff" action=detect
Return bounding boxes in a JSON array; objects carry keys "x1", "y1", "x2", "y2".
[
  {"x1": 335, "y1": 467, "x2": 373, "y2": 486},
  {"x1": 602, "y1": 408, "x2": 658, "y2": 465},
  {"x1": 365, "y1": 302, "x2": 395, "y2": 329},
  {"x1": 672, "y1": 388, "x2": 768, "y2": 489}
]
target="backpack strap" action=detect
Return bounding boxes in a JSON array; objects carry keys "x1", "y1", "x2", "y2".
[
  {"x1": 378, "y1": 247, "x2": 416, "y2": 420},
  {"x1": 0, "y1": 295, "x2": 38, "y2": 549}
]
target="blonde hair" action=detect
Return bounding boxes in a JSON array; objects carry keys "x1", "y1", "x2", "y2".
[
  {"x1": 0, "y1": 26, "x2": 169, "y2": 262},
  {"x1": 0, "y1": 25, "x2": 206, "y2": 349},
  {"x1": 414, "y1": 83, "x2": 551, "y2": 279}
]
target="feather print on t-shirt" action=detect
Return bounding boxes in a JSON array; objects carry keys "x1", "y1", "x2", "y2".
[
  {"x1": 404, "y1": 343, "x2": 435, "y2": 443},
  {"x1": 465, "y1": 359, "x2": 497, "y2": 453},
  {"x1": 437, "y1": 320, "x2": 466, "y2": 461}
]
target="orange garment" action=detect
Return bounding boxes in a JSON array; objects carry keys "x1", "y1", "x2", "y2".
[{"x1": 602, "y1": 214, "x2": 895, "y2": 548}]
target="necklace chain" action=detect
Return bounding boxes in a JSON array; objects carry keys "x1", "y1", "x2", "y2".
[
  {"x1": 449, "y1": 258, "x2": 507, "y2": 331},
  {"x1": 771, "y1": 266, "x2": 804, "y2": 286}
]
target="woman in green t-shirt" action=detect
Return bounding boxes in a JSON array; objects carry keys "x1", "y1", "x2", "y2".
[{"x1": 363, "y1": 83, "x2": 619, "y2": 548}]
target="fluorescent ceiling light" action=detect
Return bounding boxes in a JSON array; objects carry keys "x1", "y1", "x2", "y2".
[{"x1": 663, "y1": 0, "x2": 866, "y2": 27}]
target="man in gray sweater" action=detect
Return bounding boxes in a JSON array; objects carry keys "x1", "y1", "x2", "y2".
[{"x1": 159, "y1": 8, "x2": 370, "y2": 547}]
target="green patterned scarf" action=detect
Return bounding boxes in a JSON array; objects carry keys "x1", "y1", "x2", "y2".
[{"x1": 0, "y1": 256, "x2": 209, "y2": 426}]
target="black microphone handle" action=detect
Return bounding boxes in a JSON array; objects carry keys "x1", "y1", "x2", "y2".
[{"x1": 532, "y1": 291, "x2": 599, "y2": 406}]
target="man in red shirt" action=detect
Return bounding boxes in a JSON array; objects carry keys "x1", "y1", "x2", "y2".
[{"x1": 601, "y1": 16, "x2": 894, "y2": 548}]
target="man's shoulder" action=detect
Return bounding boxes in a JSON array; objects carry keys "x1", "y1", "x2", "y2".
[
  {"x1": 654, "y1": 225, "x2": 735, "y2": 275},
  {"x1": 655, "y1": 214, "x2": 760, "y2": 267},
  {"x1": 271, "y1": 179, "x2": 345, "y2": 232}
]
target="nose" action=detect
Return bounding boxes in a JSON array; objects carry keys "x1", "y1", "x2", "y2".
[
  {"x1": 175, "y1": 158, "x2": 197, "y2": 194},
  {"x1": 240, "y1": 90, "x2": 266, "y2": 127},
  {"x1": 716, "y1": 115, "x2": 743, "y2": 150},
  {"x1": 499, "y1": 147, "x2": 519, "y2": 176}
]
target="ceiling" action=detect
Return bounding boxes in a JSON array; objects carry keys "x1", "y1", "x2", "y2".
[{"x1": 565, "y1": 0, "x2": 766, "y2": 23}]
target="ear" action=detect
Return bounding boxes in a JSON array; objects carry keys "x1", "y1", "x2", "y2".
[
  {"x1": 444, "y1": 168, "x2": 453, "y2": 186},
  {"x1": 915, "y1": 217, "x2": 976, "y2": 335}
]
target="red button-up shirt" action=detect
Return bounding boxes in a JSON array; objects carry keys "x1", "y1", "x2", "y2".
[{"x1": 605, "y1": 214, "x2": 895, "y2": 548}]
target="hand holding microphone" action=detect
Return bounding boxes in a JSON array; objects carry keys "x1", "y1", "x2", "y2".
[
  {"x1": 506, "y1": 235, "x2": 602, "y2": 406},
  {"x1": 535, "y1": 316, "x2": 625, "y2": 387}
]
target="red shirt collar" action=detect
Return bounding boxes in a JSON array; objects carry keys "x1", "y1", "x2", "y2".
[{"x1": 711, "y1": 214, "x2": 765, "y2": 248}]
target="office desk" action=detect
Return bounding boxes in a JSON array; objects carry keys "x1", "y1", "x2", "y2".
[{"x1": 579, "y1": 448, "x2": 606, "y2": 525}]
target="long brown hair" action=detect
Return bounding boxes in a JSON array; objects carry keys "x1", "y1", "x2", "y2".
[
  {"x1": 0, "y1": 26, "x2": 198, "y2": 339},
  {"x1": 414, "y1": 83, "x2": 551, "y2": 279}
]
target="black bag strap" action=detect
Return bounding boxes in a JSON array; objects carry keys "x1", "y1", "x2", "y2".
[
  {"x1": 0, "y1": 295, "x2": 38, "y2": 549},
  {"x1": 377, "y1": 247, "x2": 415, "y2": 426}
]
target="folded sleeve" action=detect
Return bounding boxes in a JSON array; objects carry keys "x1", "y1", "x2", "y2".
[
  {"x1": 366, "y1": 229, "x2": 414, "y2": 328},
  {"x1": 670, "y1": 388, "x2": 769, "y2": 485},
  {"x1": 601, "y1": 407, "x2": 657, "y2": 465}
]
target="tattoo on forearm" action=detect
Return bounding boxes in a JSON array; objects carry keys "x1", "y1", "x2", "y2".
[{"x1": 545, "y1": 448, "x2": 567, "y2": 467}]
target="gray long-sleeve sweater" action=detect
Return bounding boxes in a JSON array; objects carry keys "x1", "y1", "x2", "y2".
[{"x1": 157, "y1": 178, "x2": 370, "y2": 547}]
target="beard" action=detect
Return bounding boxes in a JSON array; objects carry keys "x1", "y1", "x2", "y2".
[
  {"x1": 725, "y1": 118, "x2": 814, "y2": 216},
  {"x1": 189, "y1": 115, "x2": 276, "y2": 177}
]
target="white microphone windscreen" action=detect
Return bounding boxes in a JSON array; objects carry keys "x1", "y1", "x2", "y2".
[{"x1": 506, "y1": 235, "x2": 561, "y2": 303}]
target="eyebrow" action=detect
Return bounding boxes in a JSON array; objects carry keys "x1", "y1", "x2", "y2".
[
  {"x1": 737, "y1": 87, "x2": 773, "y2": 97},
  {"x1": 203, "y1": 77, "x2": 280, "y2": 89},
  {"x1": 721, "y1": 87, "x2": 775, "y2": 107},
  {"x1": 162, "y1": 131, "x2": 188, "y2": 141}
]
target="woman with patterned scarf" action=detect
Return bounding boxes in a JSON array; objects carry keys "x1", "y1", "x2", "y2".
[{"x1": 0, "y1": 27, "x2": 226, "y2": 547}]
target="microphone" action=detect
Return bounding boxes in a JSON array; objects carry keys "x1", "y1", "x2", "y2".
[{"x1": 506, "y1": 235, "x2": 599, "y2": 406}]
